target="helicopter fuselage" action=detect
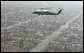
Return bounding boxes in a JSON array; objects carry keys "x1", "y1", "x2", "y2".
[
  {"x1": 33, "y1": 11, "x2": 56, "y2": 15},
  {"x1": 33, "y1": 9, "x2": 62, "y2": 15}
]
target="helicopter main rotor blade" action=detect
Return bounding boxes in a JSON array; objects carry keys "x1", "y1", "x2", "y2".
[{"x1": 40, "y1": 7, "x2": 54, "y2": 9}]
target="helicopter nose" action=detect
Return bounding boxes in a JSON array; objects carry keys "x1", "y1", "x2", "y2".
[{"x1": 33, "y1": 12, "x2": 35, "y2": 14}]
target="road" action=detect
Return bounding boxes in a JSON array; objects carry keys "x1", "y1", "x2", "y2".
[
  {"x1": 1, "y1": 16, "x2": 41, "y2": 31},
  {"x1": 1, "y1": 20, "x2": 19, "y2": 23},
  {"x1": 29, "y1": 12, "x2": 81, "y2": 52}
]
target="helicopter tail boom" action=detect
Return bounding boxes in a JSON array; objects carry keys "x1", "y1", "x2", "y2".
[{"x1": 56, "y1": 8, "x2": 63, "y2": 15}]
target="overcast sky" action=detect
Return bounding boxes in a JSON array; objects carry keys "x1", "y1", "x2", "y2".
[{"x1": 1, "y1": 1, "x2": 83, "y2": 8}]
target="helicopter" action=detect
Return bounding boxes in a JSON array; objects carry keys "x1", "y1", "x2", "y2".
[{"x1": 33, "y1": 7, "x2": 63, "y2": 16}]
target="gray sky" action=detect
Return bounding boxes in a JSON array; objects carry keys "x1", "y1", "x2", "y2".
[{"x1": 1, "y1": 1, "x2": 83, "y2": 8}]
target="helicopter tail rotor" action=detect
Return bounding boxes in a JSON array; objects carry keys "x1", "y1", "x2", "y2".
[
  {"x1": 58, "y1": 7, "x2": 64, "y2": 15},
  {"x1": 59, "y1": 7, "x2": 63, "y2": 10}
]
